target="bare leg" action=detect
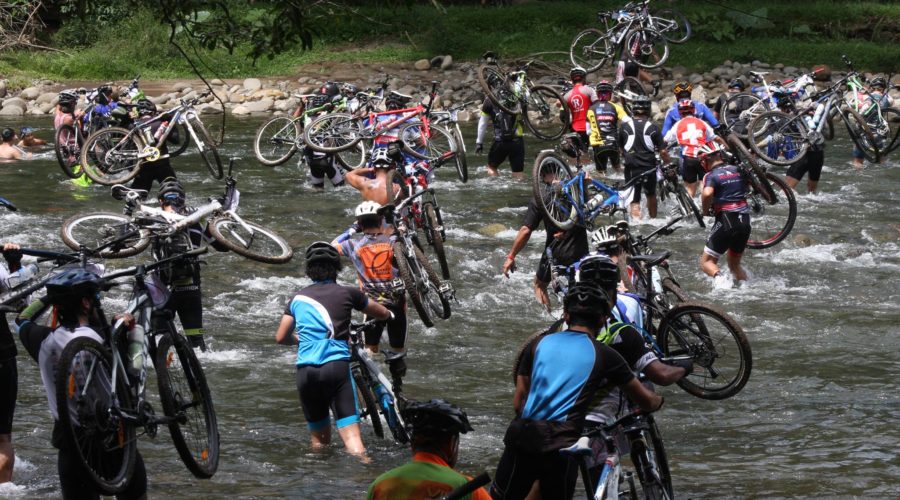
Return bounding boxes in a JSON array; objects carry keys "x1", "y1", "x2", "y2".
[
  {"x1": 647, "y1": 195, "x2": 657, "y2": 218},
  {"x1": 534, "y1": 278, "x2": 551, "y2": 311},
  {"x1": 487, "y1": 164, "x2": 500, "y2": 177},
  {"x1": 726, "y1": 251, "x2": 748, "y2": 281},
  {"x1": 310, "y1": 427, "x2": 332, "y2": 451},
  {"x1": 853, "y1": 158, "x2": 864, "y2": 169},
  {"x1": 807, "y1": 180, "x2": 818, "y2": 194},
  {"x1": 336, "y1": 423, "x2": 367, "y2": 460},
  {"x1": 685, "y1": 181, "x2": 699, "y2": 198},
  {"x1": 785, "y1": 176, "x2": 800, "y2": 190},
  {"x1": 0, "y1": 434, "x2": 13, "y2": 483},
  {"x1": 699, "y1": 253, "x2": 720, "y2": 278}
]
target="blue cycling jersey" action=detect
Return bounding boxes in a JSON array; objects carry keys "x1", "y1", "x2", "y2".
[{"x1": 283, "y1": 281, "x2": 368, "y2": 366}]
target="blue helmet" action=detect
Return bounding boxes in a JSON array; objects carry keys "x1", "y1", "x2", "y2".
[{"x1": 45, "y1": 268, "x2": 102, "y2": 305}]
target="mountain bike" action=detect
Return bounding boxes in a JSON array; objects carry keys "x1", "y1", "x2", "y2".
[
  {"x1": 477, "y1": 57, "x2": 569, "y2": 141},
  {"x1": 570, "y1": 2, "x2": 670, "y2": 73},
  {"x1": 720, "y1": 69, "x2": 819, "y2": 139},
  {"x1": 54, "y1": 247, "x2": 219, "y2": 494},
  {"x1": 80, "y1": 91, "x2": 224, "y2": 185},
  {"x1": 429, "y1": 101, "x2": 473, "y2": 182},
  {"x1": 380, "y1": 189, "x2": 451, "y2": 328},
  {"x1": 842, "y1": 68, "x2": 900, "y2": 156},
  {"x1": 348, "y1": 321, "x2": 409, "y2": 443},
  {"x1": 60, "y1": 160, "x2": 294, "y2": 264},
  {"x1": 396, "y1": 163, "x2": 453, "y2": 280},
  {"x1": 656, "y1": 160, "x2": 704, "y2": 227}
]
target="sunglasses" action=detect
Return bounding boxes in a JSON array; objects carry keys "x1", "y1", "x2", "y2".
[{"x1": 161, "y1": 193, "x2": 185, "y2": 205}]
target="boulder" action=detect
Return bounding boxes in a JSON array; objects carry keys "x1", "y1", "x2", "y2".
[
  {"x1": 0, "y1": 80, "x2": 6, "y2": 99},
  {"x1": 181, "y1": 90, "x2": 199, "y2": 102},
  {"x1": 783, "y1": 66, "x2": 798, "y2": 75},
  {"x1": 210, "y1": 78, "x2": 225, "y2": 86},
  {"x1": 689, "y1": 73, "x2": 704, "y2": 84},
  {"x1": 229, "y1": 84, "x2": 242, "y2": 94},
  {"x1": 243, "y1": 78, "x2": 262, "y2": 91},
  {"x1": 0, "y1": 105, "x2": 24, "y2": 116},
  {"x1": 414, "y1": 59, "x2": 431, "y2": 71},
  {"x1": 179, "y1": 87, "x2": 194, "y2": 95},
  {"x1": 35, "y1": 92, "x2": 56, "y2": 105},
  {"x1": 240, "y1": 98, "x2": 274, "y2": 113},
  {"x1": 171, "y1": 82, "x2": 191, "y2": 92},
  {"x1": 477, "y1": 223, "x2": 507, "y2": 237},
  {"x1": 228, "y1": 93, "x2": 245, "y2": 104},
  {"x1": 774, "y1": 63, "x2": 785, "y2": 70},
  {"x1": 150, "y1": 94, "x2": 169, "y2": 105},
  {"x1": 457, "y1": 110, "x2": 472, "y2": 122},
  {"x1": 197, "y1": 102, "x2": 223, "y2": 114},
  {"x1": 250, "y1": 89, "x2": 286, "y2": 100},
  {"x1": 38, "y1": 102, "x2": 56, "y2": 113},
  {"x1": 274, "y1": 98, "x2": 299, "y2": 112},
  {"x1": 2, "y1": 97, "x2": 27, "y2": 110},
  {"x1": 231, "y1": 104, "x2": 251, "y2": 115},
  {"x1": 26, "y1": 106, "x2": 46, "y2": 116},
  {"x1": 440, "y1": 55, "x2": 453, "y2": 70},
  {"x1": 19, "y1": 87, "x2": 41, "y2": 100},
  {"x1": 792, "y1": 234, "x2": 813, "y2": 247}
]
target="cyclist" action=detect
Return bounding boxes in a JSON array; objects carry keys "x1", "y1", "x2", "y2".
[
  {"x1": 585, "y1": 81, "x2": 630, "y2": 173},
  {"x1": 301, "y1": 83, "x2": 347, "y2": 189},
  {"x1": 0, "y1": 243, "x2": 23, "y2": 482},
  {"x1": 713, "y1": 79, "x2": 751, "y2": 127},
  {"x1": 345, "y1": 147, "x2": 403, "y2": 206},
  {"x1": 618, "y1": 96, "x2": 669, "y2": 219},
  {"x1": 853, "y1": 76, "x2": 894, "y2": 169},
  {"x1": 16, "y1": 127, "x2": 46, "y2": 149},
  {"x1": 663, "y1": 99, "x2": 717, "y2": 198},
  {"x1": 0, "y1": 129, "x2": 30, "y2": 160},
  {"x1": 332, "y1": 201, "x2": 408, "y2": 394},
  {"x1": 367, "y1": 398, "x2": 490, "y2": 500},
  {"x1": 661, "y1": 81, "x2": 718, "y2": 136},
  {"x1": 129, "y1": 99, "x2": 180, "y2": 193},
  {"x1": 698, "y1": 142, "x2": 750, "y2": 287},
  {"x1": 475, "y1": 94, "x2": 525, "y2": 179},
  {"x1": 274, "y1": 242, "x2": 391, "y2": 458},
  {"x1": 490, "y1": 282, "x2": 663, "y2": 500},
  {"x1": 54, "y1": 90, "x2": 83, "y2": 130},
  {"x1": 15, "y1": 269, "x2": 149, "y2": 499},
  {"x1": 785, "y1": 140, "x2": 826, "y2": 194},
  {"x1": 563, "y1": 66, "x2": 598, "y2": 153}
]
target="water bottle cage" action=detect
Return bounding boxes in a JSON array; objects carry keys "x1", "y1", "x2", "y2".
[{"x1": 391, "y1": 278, "x2": 405, "y2": 294}]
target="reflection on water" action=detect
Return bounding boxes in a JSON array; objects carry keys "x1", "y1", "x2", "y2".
[{"x1": 1, "y1": 114, "x2": 898, "y2": 498}]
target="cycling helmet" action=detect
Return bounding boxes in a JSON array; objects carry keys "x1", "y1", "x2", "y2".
[
  {"x1": 341, "y1": 83, "x2": 359, "y2": 96},
  {"x1": 590, "y1": 225, "x2": 622, "y2": 252},
  {"x1": 45, "y1": 269, "x2": 102, "y2": 305},
  {"x1": 576, "y1": 254, "x2": 620, "y2": 290},
  {"x1": 136, "y1": 98, "x2": 157, "y2": 117},
  {"x1": 563, "y1": 281, "x2": 612, "y2": 315},
  {"x1": 58, "y1": 90, "x2": 79, "y2": 106},
  {"x1": 596, "y1": 80, "x2": 613, "y2": 100},
  {"x1": 95, "y1": 84, "x2": 114, "y2": 105},
  {"x1": 319, "y1": 82, "x2": 340, "y2": 97},
  {"x1": 698, "y1": 141, "x2": 727, "y2": 160},
  {"x1": 305, "y1": 241, "x2": 341, "y2": 267},
  {"x1": 157, "y1": 177, "x2": 185, "y2": 206},
  {"x1": 1, "y1": 128, "x2": 13, "y2": 142},
  {"x1": 630, "y1": 95, "x2": 652, "y2": 114},
  {"x1": 869, "y1": 76, "x2": 887, "y2": 90},
  {"x1": 570, "y1": 66, "x2": 587, "y2": 82},
  {"x1": 677, "y1": 99, "x2": 695, "y2": 116},
  {"x1": 355, "y1": 201, "x2": 381, "y2": 218},
  {"x1": 401, "y1": 398, "x2": 473, "y2": 436},
  {"x1": 672, "y1": 81, "x2": 693, "y2": 95},
  {"x1": 386, "y1": 91, "x2": 412, "y2": 110},
  {"x1": 370, "y1": 147, "x2": 396, "y2": 168},
  {"x1": 728, "y1": 79, "x2": 746, "y2": 91}
]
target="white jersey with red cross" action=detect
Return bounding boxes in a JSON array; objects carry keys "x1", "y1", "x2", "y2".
[{"x1": 664, "y1": 116, "x2": 715, "y2": 158}]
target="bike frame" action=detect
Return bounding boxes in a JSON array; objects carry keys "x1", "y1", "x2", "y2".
[{"x1": 348, "y1": 324, "x2": 407, "y2": 434}]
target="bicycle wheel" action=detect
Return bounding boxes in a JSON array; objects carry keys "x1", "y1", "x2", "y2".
[
  {"x1": 423, "y1": 202, "x2": 450, "y2": 280},
  {"x1": 168, "y1": 122, "x2": 191, "y2": 158},
  {"x1": 660, "y1": 277, "x2": 690, "y2": 307},
  {"x1": 60, "y1": 211, "x2": 150, "y2": 258},
  {"x1": 56, "y1": 337, "x2": 136, "y2": 495},
  {"x1": 570, "y1": 28, "x2": 613, "y2": 73},
  {"x1": 657, "y1": 302, "x2": 751, "y2": 400},
  {"x1": 615, "y1": 77, "x2": 646, "y2": 97},
  {"x1": 674, "y1": 183, "x2": 704, "y2": 228},
  {"x1": 155, "y1": 333, "x2": 219, "y2": 478},
  {"x1": 399, "y1": 123, "x2": 457, "y2": 164},
  {"x1": 630, "y1": 430, "x2": 671, "y2": 500},
  {"x1": 207, "y1": 216, "x2": 293, "y2": 264},
  {"x1": 79, "y1": 126, "x2": 143, "y2": 185},
  {"x1": 523, "y1": 85, "x2": 569, "y2": 141},
  {"x1": 651, "y1": 8, "x2": 691, "y2": 44},
  {"x1": 336, "y1": 141, "x2": 367, "y2": 170},
  {"x1": 187, "y1": 117, "x2": 224, "y2": 180},
  {"x1": 393, "y1": 240, "x2": 433, "y2": 327},
  {"x1": 625, "y1": 29, "x2": 669, "y2": 69},
  {"x1": 413, "y1": 245, "x2": 451, "y2": 320},
  {"x1": 838, "y1": 106, "x2": 881, "y2": 163},
  {"x1": 645, "y1": 418, "x2": 673, "y2": 496},
  {"x1": 726, "y1": 135, "x2": 777, "y2": 204},
  {"x1": 721, "y1": 93, "x2": 769, "y2": 139},
  {"x1": 54, "y1": 125, "x2": 82, "y2": 178},
  {"x1": 451, "y1": 127, "x2": 469, "y2": 182},
  {"x1": 382, "y1": 394, "x2": 410, "y2": 444},
  {"x1": 532, "y1": 151, "x2": 577, "y2": 231},
  {"x1": 477, "y1": 65, "x2": 521, "y2": 115},
  {"x1": 253, "y1": 116, "x2": 301, "y2": 166},
  {"x1": 745, "y1": 172, "x2": 797, "y2": 249},
  {"x1": 303, "y1": 112, "x2": 362, "y2": 153},
  {"x1": 351, "y1": 364, "x2": 384, "y2": 438},
  {"x1": 747, "y1": 111, "x2": 809, "y2": 166},
  {"x1": 879, "y1": 107, "x2": 900, "y2": 155}
]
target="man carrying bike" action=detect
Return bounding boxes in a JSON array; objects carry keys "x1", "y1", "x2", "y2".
[
  {"x1": 302, "y1": 83, "x2": 347, "y2": 189},
  {"x1": 16, "y1": 269, "x2": 149, "y2": 499},
  {"x1": 586, "y1": 81, "x2": 630, "y2": 173},
  {"x1": 345, "y1": 147, "x2": 403, "y2": 206},
  {"x1": 274, "y1": 242, "x2": 391, "y2": 458},
  {"x1": 661, "y1": 81, "x2": 718, "y2": 137},
  {"x1": 663, "y1": 99, "x2": 717, "y2": 198},
  {"x1": 852, "y1": 76, "x2": 893, "y2": 169},
  {"x1": 563, "y1": 66, "x2": 598, "y2": 153},
  {"x1": 698, "y1": 142, "x2": 750, "y2": 287},
  {"x1": 490, "y1": 282, "x2": 663, "y2": 500},
  {"x1": 332, "y1": 201, "x2": 408, "y2": 394},
  {"x1": 0, "y1": 243, "x2": 24, "y2": 483},
  {"x1": 618, "y1": 96, "x2": 670, "y2": 219},
  {"x1": 476, "y1": 95, "x2": 526, "y2": 179},
  {"x1": 713, "y1": 79, "x2": 748, "y2": 124},
  {"x1": 129, "y1": 99, "x2": 181, "y2": 193},
  {"x1": 367, "y1": 398, "x2": 490, "y2": 500}
]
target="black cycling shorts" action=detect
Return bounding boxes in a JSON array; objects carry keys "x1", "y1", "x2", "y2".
[
  {"x1": 623, "y1": 61, "x2": 639, "y2": 78},
  {"x1": 130, "y1": 159, "x2": 176, "y2": 192},
  {"x1": 296, "y1": 359, "x2": 360, "y2": 431},
  {"x1": 624, "y1": 164, "x2": 657, "y2": 203},
  {"x1": 364, "y1": 300, "x2": 408, "y2": 349},
  {"x1": 490, "y1": 447, "x2": 579, "y2": 500},
  {"x1": 536, "y1": 251, "x2": 552, "y2": 284},
  {"x1": 166, "y1": 284, "x2": 203, "y2": 336},
  {"x1": 0, "y1": 358, "x2": 16, "y2": 435},
  {"x1": 593, "y1": 146, "x2": 620, "y2": 171},
  {"x1": 682, "y1": 157, "x2": 703, "y2": 183},
  {"x1": 786, "y1": 148, "x2": 824, "y2": 182},
  {"x1": 488, "y1": 137, "x2": 525, "y2": 173},
  {"x1": 705, "y1": 211, "x2": 751, "y2": 258}
]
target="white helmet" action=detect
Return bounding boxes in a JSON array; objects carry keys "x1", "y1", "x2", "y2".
[
  {"x1": 371, "y1": 148, "x2": 394, "y2": 168},
  {"x1": 591, "y1": 225, "x2": 620, "y2": 250},
  {"x1": 355, "y1": 201, "x2": 381, "y2": 218}
]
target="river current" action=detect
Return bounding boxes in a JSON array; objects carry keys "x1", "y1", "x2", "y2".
[{"x1": 0, "y1": 115, "x2": 897, "y2": 499}]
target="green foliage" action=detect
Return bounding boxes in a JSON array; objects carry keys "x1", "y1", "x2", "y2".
[{"x1": 692, "y1": 11, "x2": 736, "y2": 42}]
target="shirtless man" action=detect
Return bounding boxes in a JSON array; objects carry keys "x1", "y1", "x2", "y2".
[
  {"x1": 0, "y1": 129, "x2": 30, "y2": 160},
  {"x1": 345, "y1": 147, "x2": 402, "y2": 206},
  {"x1": 16, "y1": 128, "x2": 46, "y2": 150}
]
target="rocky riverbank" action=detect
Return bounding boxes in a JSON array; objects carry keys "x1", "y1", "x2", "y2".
[{"x1": 1, "y1": 58, "x2": 898, "y2": 125}]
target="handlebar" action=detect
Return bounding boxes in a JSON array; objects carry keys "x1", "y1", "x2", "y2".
[
  {"x1": 379, "y1": 187, "x2": 434, "y2": 216},
  {"x1": 100, "y1": 246, "x2": 209, "y2": 284}
]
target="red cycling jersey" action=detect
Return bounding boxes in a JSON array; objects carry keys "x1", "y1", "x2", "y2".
[{"x1": 564, "y1": 83, "x2": 598, "y2": 133}]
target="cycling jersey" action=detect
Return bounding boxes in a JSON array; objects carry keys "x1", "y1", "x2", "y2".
[
  {"x1": 564, "y1": 83, "x2": 598, "y2": 133},
  {"x1": 37, "y1": 325, "x2": 104, "y2": 420},
  {"x1": 587, "y1": 321, "x2": 658, "y2": 423},
  {"x1": 283, "y1": 282, "x2": 369, "y2": 366},
  {"x1": 586, "y1": 101, "x2": 629, "y2": 148},
  {"x1": 478, "y1": 98, "x2": 523, "y2": 142},
  {"x1": 523, "y1": 198, "x2": 589, "y2": 268},
  {"x1": 663, "y1": 116, "x2": 715, "y2": 158},
  {"x1": 703, "y1": 164, "x2": 749, "y2": 214},
  {"x1": 661, "y1": 101, "x2": 718, "y2": 136},
  {"x1": 368, "y1": 451, "x2": 491, "y2": 500},
  {"x1": 618, "y1": 117, "x2": 664, "y2": 168},
  {"x1": 336, "y1": 232, "x2": 400, "y2": 304}
]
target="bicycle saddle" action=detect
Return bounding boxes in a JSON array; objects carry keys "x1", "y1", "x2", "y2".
[
  {"x1": 748, "y1": 71, "x2": 769, "y2": 77},
  {"x1": 629, "y1": 251, "x2": 671, "y2": 268},
  {"x1": 559, "y1": 436, "x2": 592, "y2": 456},
  {"x1": 111, "y1": 184, "x2": 148, "y2": 201}
]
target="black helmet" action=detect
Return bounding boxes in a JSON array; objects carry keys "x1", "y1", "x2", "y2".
[
  {"x1": 630, "y1": 95, "x2": 651, "y2": 114},
  {"x1": 673, "y1": 81, "x2": 693, "y2": 95},
  {"x1": 386, "y1": 91, "x2": 412, "y2": 110},
  {"x1": 45, "y1": 269, "x2": 102, "y2": 305},
  {"x1": 570, "y1": 66, "x2": 587, "y2": 82},
  {"x1": 596, "y1": 80, "x2": 614, "y2": 94},
  {"x1": 576, "y1": 254, "x2": 619, "y2": 290},
  {"x1": 95, "y1": 84, "x2": 114, "y2": 105},
  {"x1": 564, "y1": 282, "x2": 612, "y2": 315},
  {"x1": 58, "y1": 90, "x2": 79, "y2": 106},
  {"x1": 401, "y1": 398, "x2": 473, "y2": 436},
  {"x1": 137, "y1": 98, "x2": 157, "y2": 117},
  {"x1": 870, "y1": 76, "x2": 887, "y2": 90},
  {"x1": 305, "y1": 241, "x2": 341, "y2": 267},
  {"x1": 728, "y1": 79, "x2": 746, "y2": 91},
  {"x1": 341, "y1": 83, "x2": 359, "y2": 96},
  {"x1": 319, "y1": 82, "x2": 340, "y2": 97},
  {"x1": 157, "y1": 177, "x2": 185, "y2": 206}
]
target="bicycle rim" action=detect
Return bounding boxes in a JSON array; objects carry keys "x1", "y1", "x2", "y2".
[
  {"x1": 722, "y1": 93, "x2": 767, "y2": 139},
  {"x1": 840, "y1": 107, "x2": 881, "y2": 162},
  {"x1": 413, "y1": 245, "x2": 451, "y2": 320},
  {"x1": 570, "y1": 28, "x2": 611, "y2": 72},
  {"x1": 208, "y1": 217, "x2": 293, "y2": 264},
  {"x1": 746, "y1": 172, "x2": 796, "y2": 249},
  {"x1": 54, "y1": 125, "x2": 82, "y2": 178},
  {"x1": 452, "y1": 128, "x2": 469, "y2": 182},
  {"x1": 423, "y1": 203, "x2": 450, "y2": 280},
  {"x1": 393, "y1": 241, "x2": 433, "y2": 327},
  {"x1": 747, "y1": 111, "x2": 809, "y2": 166},
  {"x1": 254, "y1": 116, "x2": 300, "y2": 166},
  {"x1": 651, "y1": 8, "x2": 691, "y2": 44},
  {"x1": 60, "y1": 211, "x2": 150, "y2": 258},
  {"x1": 879, "y1": 107, "x2": 900, "y2": 154},
  {"x1": 531, "y1": 151, "x2": 577, "y2": 230},
  {"x1": 625, "y1": 29, "x2": 669, "y2": 69},
  {"x1": 188, "y1": 117, "x2": 224, "y2": 179},
  {"x1": 383, "y1": 397, "x2": 410, "y2": 444},
  {"x1": 336, "y1": 141, "x2": 367, "y2": 170},
  {"x1": 303, "y1": 113, "x2": 361, "y2": 153},
  {"x1": 523, "y1": 85, "x2": 569, "y2": 141},
  {"x1": 399, "y1": 123, "x2": 456, "y2": 163},
  {"x1": 477, "y1": 65, "x2": 521, "y2": 115},
  {"x1": 80, "y1": 127, "x2": 143, "y2": 185},
  {"x1": 675, "y1": 184, "x2": 704, "y2": 227}
]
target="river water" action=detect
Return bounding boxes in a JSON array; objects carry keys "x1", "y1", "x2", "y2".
[{"x1": 0, "y1": 115, "x2": 897, "y2": 499}]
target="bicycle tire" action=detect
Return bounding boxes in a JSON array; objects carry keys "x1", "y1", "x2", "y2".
[
  {"x1": 570, "y1": 28, "x2": 612, "y2": 73},
  {"x1": 60, "y1": 211, "x2": 150, "y2": 258},
  {"x1": 383, "y1": 395, "x2": 410, "y2": 444},
  {"x1": 726, "y1": 135, "x2": 777, "y2": 204},
  {"x1": 451, "y1": 127, "x2": 469, "y2": 182},
  {"x1": 54, "y1": 124, "x2": 82, "y2": 178},
  {"x1": 351, "y1": 364, "x2": 384, "y2": 438},
  {"x1": 303, "y1": 112, "x2": 362, "y2": 153},
  {"x1": 660, "y1": 277, "x2": 689, "y2": 307},
  {"x1": 747, "y1": 110, "x2": 809, "y2": 166},
  {"x1": 56, "y1": 337, "x2": 136, "y2": 495},
  {"x1": 393, "y1": 240, "x2": 433, "y2": 328},
  {"x1": 253, "y1": 116, "x2": 301, "y2": 166},
  {"x1": 477, "y1": 65, "x2": 522, "y2": 115},
  {"x1": 657, "y1": 302, "x2": 752, "y2": 400},
  {"x1": 630, "y1": 439, "x2": 670, "y2": 500},
  {"x1": 155, "y1": 332, "x2": 220, "y2": 478},
  {"x1": 187, "y1": 117, "x2": 224, "y2": 180},
  {"x1": 168, "y1": 122, "x2": 191, "y2": 158},
  {"x1": 423, "y1": 203, "x2": 450, "y2": 280},
  {"x1": 651, "y1": 8, "x2": 691, "y2": 44},
  {"x1": 879, "y1": 107, "x2": 900, "y2": 155},
  {"x1": 646, "y1": 418, "x2": 673, "y2": 497},
  {"x1": 615, "y1": 77, "x2": 647, "y2": 97},
  {"x1": 624, "y1": 29, "x2": 669, "y2": 70},
  {"x1": 413, "y1": 245, "x2": 451, "y2": 321},
  {"x1": 336, "y1": 141, "x2": 367, "y2": 170},
  {"x1": 532, "y1": 151, "x2": 577, "y2": 231},
  {"x1": 838, "y1": 106, "x2": 881, "y2": 163},
  {"x1": 745, "y1": 172, "x2": 797, "y2": 249},
  {"x1": 721, "y1": 93, "x2": 768, "y2": 140},
  {"x1": 399, "y1": 123, "x2": 457, "y2": 164},
  {"x1": 79, "y1": 126, "x2": 143, "y2": 185},
  {"x1": 674, "y1": 183, "x2": 704, "y2": 228},
  {"x1": 207, "y1": 216, "x2": 293, "y2": 264},
  {"x1": 523, "y1": 84, "x2": 569, "y2": 141}
]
